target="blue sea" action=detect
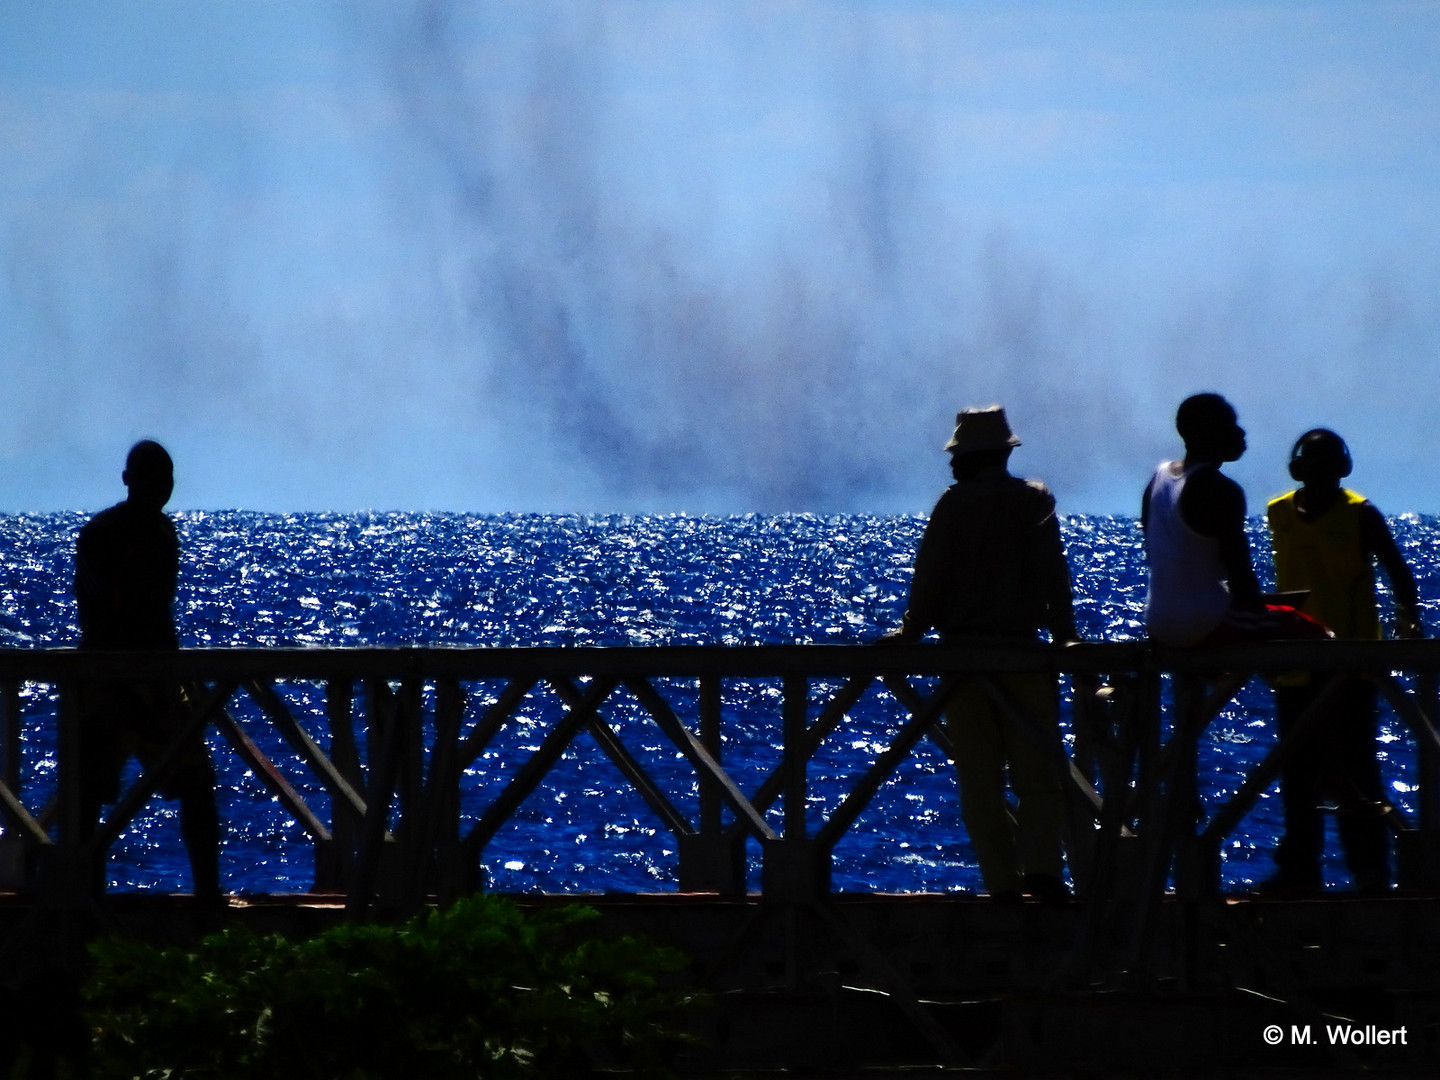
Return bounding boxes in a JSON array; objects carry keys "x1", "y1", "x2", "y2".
[{"x1": 1, "y1": 511, "x2": 1436, "y2": 895}]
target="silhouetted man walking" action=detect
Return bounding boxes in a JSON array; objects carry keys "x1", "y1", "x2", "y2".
[{"x1": 74, "y1": 440, "x2": 221, "y2": 902}]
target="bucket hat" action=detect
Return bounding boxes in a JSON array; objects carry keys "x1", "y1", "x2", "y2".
[{"x1": 943, "y1": 406, "x2": 1022, "y2": 454}]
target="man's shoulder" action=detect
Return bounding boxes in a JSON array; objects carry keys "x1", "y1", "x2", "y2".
[
  {"x1": 1266, "y1": 489, "x2": 1298, "y2": 517},
  {"x1": 78, "y1": 502, "x2": 128, "y2": 540},
  {"x1": 1184, "y1": 463, "x2": 1243, "y2": 499},
  {"x1": 1005, "y1": 474, "x2": 1057, "y2": 512},
  {"x1": 1352, "y1": 494, "x2": 1388, "y2": 533},
  {"x1": 937, "y1": 473, "x2": 1054, "y2": 504},
  {"x1": 78, "y1": 502, "x2": 177, "y2": 545}
]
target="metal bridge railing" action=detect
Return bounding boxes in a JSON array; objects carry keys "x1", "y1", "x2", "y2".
[{"x1": 2, "y1": 641, "x2": 1439, "y2": 917}]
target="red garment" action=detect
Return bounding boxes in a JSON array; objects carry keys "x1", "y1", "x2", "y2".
[{"x1": 1191, "y1": 603, "x2": 1330, "y2": 648}]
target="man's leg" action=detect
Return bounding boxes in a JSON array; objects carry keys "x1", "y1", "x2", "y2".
[
  {"x1": 998, "y1": 671, "x2": 1065, "y2": 887},
  {"x1": 76, "y1": 684, "x2": 132, "y2": 896},
  {"x1": 148, "y1": 685, "x2": 223, "y2": 902},
  {"x1": 947, "y1": 678, "x2": 1019, "y2": 896},
  {"x1": 172, "y1": 759, "x2": 222, "y2": 901},
  {"x1": 1272, "y1": 684, "x2": 1325, "y2": 890},
  {"x1": 1330, "y1": 680, "x2": 1390, "y2": 892}
]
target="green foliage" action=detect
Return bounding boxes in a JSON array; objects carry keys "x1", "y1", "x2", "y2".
[{"x1": 82, "y1": 896, "x2": 697, "y2": 1079}]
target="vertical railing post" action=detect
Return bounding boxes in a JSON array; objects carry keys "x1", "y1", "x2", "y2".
[
  {"x1": 698, "y1": 676, "x2": 722, "y2": 836},
  {"x1": 389, "y1": 676, "x2": 425, "y2": 907},
  {"x1": 415, "y1": 677, "x2": 467, "y2": 903},
  {"x1": 1134, "y1": 667, "x2": 1164, "y2": 843},
  {"x1": 0, "y1": 679, "x2": 22, "y2": 888},
  {"x1": 1128, "y1": 668, "x2": 1163, "y2": 889},
  {"x1": 1170, "y1": 675, "x2": 1208, "y2": 994},
  {"x1": 2, "y1": 680, "x2": 19, "y2": 799},
  {"x1": 1126, "y1": 664, "x2": 1194, "y2": 978},
  {"x1": 678, "y1": 675, "x2": 746, "y2": 895},
  {"x1": 1420, "y1": 672, "x2": 1440, "y2": 833},
  {"x1": 1066, "y1": 667, "x2": 1153, "y2": 983},
  {"x1": 55, "y1": 682, "x2": 81, "y2": 848},
  {"x1": 319, "y1": 678, "x2": 357, "y2": 893},
  {"x1": 396, "y1": 677, "x2": 425, "y2": 832},
  {"x1": 1170, "y1": 674, "x2": 1209, "y2": 899},
  {"x1": 761, "y1": 675, "x2": 828, "y2": 905},
  {"x1": 349, "y1": 679, "x2": 400, "y2": 916},
  {"x1": 782, "y1": 675, "x2": 807, "y2": 842},
  {"x1": 46, "y1": 679, "x2": 92, "y2": 904},
  {"x1": 1401, "y1": 670, "x2": 1440, "y2": 890}
]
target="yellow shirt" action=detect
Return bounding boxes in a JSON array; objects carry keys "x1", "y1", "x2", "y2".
[{"x1": 1266, "y1": 489, "x2": 1380, "y2": 639}]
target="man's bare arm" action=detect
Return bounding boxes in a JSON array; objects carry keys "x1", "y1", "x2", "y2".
[{"x1": 1180, "y1": 466, "x2": 1262, "y2": 610}]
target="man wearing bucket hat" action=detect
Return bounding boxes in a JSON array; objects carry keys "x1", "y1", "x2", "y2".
[{"x1": 889, "y1": 406, "x2": 1077, "y2": 904}]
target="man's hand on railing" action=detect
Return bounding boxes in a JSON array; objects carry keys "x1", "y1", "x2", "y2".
[{"x1": 876, "y1": 627, "x2": 920, "y2": 646}]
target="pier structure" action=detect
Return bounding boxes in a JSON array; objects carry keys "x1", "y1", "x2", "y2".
[{"x1": 2, "y1": 640, "x2": 1440, "y2": 1072}]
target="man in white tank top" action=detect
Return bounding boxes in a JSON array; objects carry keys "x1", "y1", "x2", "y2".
[{"x1": 1141, "y1": 394, "x2": 1263, "y2": 646}]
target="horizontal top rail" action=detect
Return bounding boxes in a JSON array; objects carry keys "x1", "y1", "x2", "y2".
[{"x1": 5, "y1": 638, "x2": 1440, "y2": 681}]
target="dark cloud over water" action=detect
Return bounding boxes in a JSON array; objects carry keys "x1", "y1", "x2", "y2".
[
  {"x1": 3, "y1": 2, "x2": 1439, "y2": 512},
  {"x1": 347, "y1": 1, "x2": 1152, "y2": 511}
]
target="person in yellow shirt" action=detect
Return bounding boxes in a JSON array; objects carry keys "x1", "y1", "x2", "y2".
[{"x1": 1264, "y1": 429, "x2": 1423, "y2": 895}]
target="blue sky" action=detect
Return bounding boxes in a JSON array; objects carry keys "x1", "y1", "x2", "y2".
[{"x1": 3, "y1": 1, "x2": 1439, "y2": 514}]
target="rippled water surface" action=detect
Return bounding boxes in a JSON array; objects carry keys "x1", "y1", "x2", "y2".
[{"x1": 2, "y1": 511, "x2": 1436, "y2": 894}]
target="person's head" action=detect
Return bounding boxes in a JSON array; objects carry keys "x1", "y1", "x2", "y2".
[
  {"x1": 122, "y1": 440, "x2": 174, "y2": 511},
  {"x1": 1176, "y1": 393, "x2": 1245, "y2": 463},
  {"x1": 944, "y1": 406, "x2": 1019, "y2": 480},
  {"x1": 1288, "y1": 428, "x2": 1352, "y2": 489}
]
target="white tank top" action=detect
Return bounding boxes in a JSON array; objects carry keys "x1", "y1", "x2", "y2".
[{"x1": 1143, "y1": 461, "x2": 1231, "y2": 646}]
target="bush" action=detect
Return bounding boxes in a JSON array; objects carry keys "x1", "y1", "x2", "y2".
[{"x1": 83, "y1": 896, "x2": 697, "y2": 1079}]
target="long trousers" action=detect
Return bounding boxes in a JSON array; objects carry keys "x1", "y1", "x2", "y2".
[
  {"x1": 1274, "y1": 677, "x2": 1389, "y2": 890},
  {"x1": 945, "y1": 671, "x2": 1065, "y2": 894}
]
